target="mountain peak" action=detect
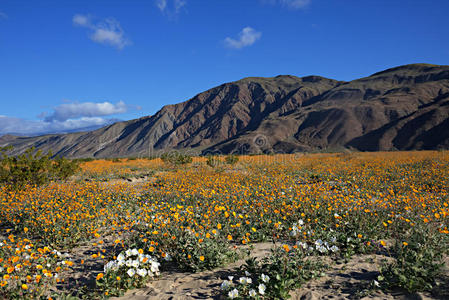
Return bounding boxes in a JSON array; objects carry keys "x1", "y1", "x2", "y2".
[{"x1": 369, "y1": 63, "x2": 447, "y2": 77}]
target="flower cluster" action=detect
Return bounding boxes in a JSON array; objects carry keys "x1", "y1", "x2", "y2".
[
  {"x1": 221, "y1": 272, "x2": 269, "y2": 299},
  {"x1": 104, "y1": 248, "x2": 160, "y2": 278}
]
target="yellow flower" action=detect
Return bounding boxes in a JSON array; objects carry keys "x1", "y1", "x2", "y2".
[
  {"x1": 402, "y1": 242, "x2": 408, "y2": 246},
  {"x1": 96, "y1": 273, "x2": 104, "y2": 281},
  {"x1": 22, "y1": 283, "x2": 28, "y2": 290},
  {"x1": 380, "y1": 240, "x2": 386, "y2": 247},
  {"x1": 199, "y1": 256, "x2": 205, "y2": 261}
]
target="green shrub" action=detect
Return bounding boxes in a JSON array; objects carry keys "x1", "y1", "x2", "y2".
[
  {"x1": 0, "y1": 146, "x2": 79, "y2": 190},
  {"x1": 225, "y1": 154, "x2": 239, "y2": 165},
  {"x1": 160, "y1": 151, "x2": 192, "y2": 166},
  {"x1": 206, "y1": 155, "x2": 222, "y2": 168},
  {"x1": 379, "y1": 224, "x2": 447, "y2": 292},
  {"x1": 221, "y1": 246, "x2": 326, "y2": 299}
]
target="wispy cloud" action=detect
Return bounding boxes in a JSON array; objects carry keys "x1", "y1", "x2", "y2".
[
  {"x1": 43, "y1": 101, "x2": 127, "y2": 122},
  {"x1": 224, "y1": 27, "x2": 262, "y2": 49},
  {"x1": 72, "y1": 14, "x2": 131, "y2": 50},
  {"x1": 0, "y1": 101, "x2": 128, "y2": 136},
  {"x1": 263, "y1": 0, "x2": 311, "y2": 9},
  {"x1": 156, "y1": 0, "x2": 186, "y2": 17},
  {"x1": 0, "y1": 116, "x2": 119, "y2": 136},
  {"x1": 0, "y1": 11, "x2": 7, "y2": 19}
]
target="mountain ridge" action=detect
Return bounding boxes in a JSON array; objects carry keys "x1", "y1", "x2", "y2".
[{"x1": 1, "y1": 63, "x2": 449, "y2": 158}]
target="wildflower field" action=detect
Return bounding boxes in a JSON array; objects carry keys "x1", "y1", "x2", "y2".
[{"x1": 0, "y1": 151, "x2": 448, "y2": 299}]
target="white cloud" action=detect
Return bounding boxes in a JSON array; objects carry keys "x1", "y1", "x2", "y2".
[
  {"x1": 0, "y1": 101, "x2": 128, "y2": 136},
  {"x1": 156, "y1": 0, "x2": 167, "y2": 11},
  {"x1": 262, "y1": 0, "x2": 310, "y2": 9},
  {"x1": 281, "y1": 0, "x2": 310, "y2": 9},
  {"x1": 0, "y1": 116, "x2": 118, "y2": 136},
  {"x1": 224, "y1": 27, "x2": 262, "y2": 49},
  {"x1": 44, "y1": 101, "x2": 127, "y2": 122},
  {"x1": 156, "y1": 0, "x2": 186, "y2": 16},
  {"x1": 72, "y1": 14, "x2": 130, "y2": 50}
]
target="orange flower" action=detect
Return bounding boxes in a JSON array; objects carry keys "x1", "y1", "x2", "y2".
[{"x1": 96, "y1": 273, "x2": 104, "y2": 281}]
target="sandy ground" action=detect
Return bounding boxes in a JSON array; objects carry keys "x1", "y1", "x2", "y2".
[{"x1": 108, "y1": 244, "x2": 449, "y2": 300}]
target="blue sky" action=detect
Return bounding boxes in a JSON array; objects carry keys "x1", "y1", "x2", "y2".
[{"x1": 1, "y1": 0, "x2": 448, "y2": 135}]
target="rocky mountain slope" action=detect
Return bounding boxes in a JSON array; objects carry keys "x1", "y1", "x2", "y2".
[{"x1": 1, "y1": 63, "x2": 448, "y2": 158}]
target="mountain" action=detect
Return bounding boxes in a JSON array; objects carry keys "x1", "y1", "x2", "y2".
[{"x1": 1, "y1": 63, "x2": 449, "y2": 158}]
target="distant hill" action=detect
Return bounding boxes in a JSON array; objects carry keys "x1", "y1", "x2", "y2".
[{"x1": 1, "y1": 63, "x2": 449, "y2": 158}]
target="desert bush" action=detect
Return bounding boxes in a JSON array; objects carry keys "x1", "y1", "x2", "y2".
[
  {"x1": 0, "y1": 147, "x2": 79, "y2": 190},
  {"x1": 160, "y1": 151, "x2": 192, "y2": 166},
  {"x1": 206, "y1": 155, "x2": 222, "y2": 168},
  {"x1": 379, "y1": 223, "x2": 448, "y2": 292},
  {"x1": 225, "y1": 154, "x2": 239, "y2": 165}
]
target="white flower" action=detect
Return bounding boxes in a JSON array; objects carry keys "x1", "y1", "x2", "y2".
[
  {"x1": 127, "y1": 268, "x2": 136, "y2": 277},
  {"x1": 374, "y1": 280, "x2": 380, "y2": 287},
  {"x1": 239, "y1": 276, "x2": 252, "y2": 284},
  {"x1": 131, "y1": 260, "x2": 140, "y2": 268},
  {"x1": 131, "y1": 249, "x2": 139, "y2": 256},
  {"x1": 330, "y1": 245, "x2": 339, "y2": 252},
  {"x1": 137, "y1": 268, "x2": 148, "y2": 277},
  {"x1": 249, "y1": 289, "x2": 257, "y2": 297},
  {"x1": 261, "y1": 273, "x2": 270, "y2": 283},
  {"x1": 125, "y1": 259, "x2": 133, "y2": 267},
  {"x1": 317, "y1": 245, "x2": 328, "y2": 253},
  {"x1": 228, "y1": 288, "x2": 239, "y2": 299},
  {"x1": 245, "y1": 271, "x2": 251, "y2": 276},
  {"x1": 296, "y1": 241, "x2": 308, "y2": 249},
  {"x1": 221, "y1": 280, "x2": 232, "y2": 290},
  {"x1": 104, "y1": 261, "x2": 118, "y2": 272},
  {"x1": 117, "y1": 253, "x2": 125, "y2": 262},
  {"x1": 315, "y1": 239, "x2": 323, "y2": 246},
  {"x1": 151, "y1": 261, "x2": 160, "y2": 273},
  {"x1": 258, "y1": 283, "x2": 266, "y2": 295},
  {"x1": 298, "y1": 219, "x2": 304, "y2": 226},
  {"x1": 125, "y1": 249, "x2": 133, "y2": 257},
  {"x1": 164, "y1": 253, "x2": 172, "y2": 261},
  {"x1": 228, "y1": 276, "x2": 234, "y2": 281}
]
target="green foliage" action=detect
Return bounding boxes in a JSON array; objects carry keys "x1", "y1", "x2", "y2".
[
  {"x1": 225, "y1": 154, "x2": 239, "y2": 165},
  {"x1": 206, "y1": 155, "x2": 222, "y2": 168},
  {"x1": 379, "y1": 224, "x2": 447, "y2": 292},
  {"x1": 160, "y1": 151, "x2": 193, "y2": 166},
  {"x1": 0, "y1": 146, "x2": 79, "y2": 190}
]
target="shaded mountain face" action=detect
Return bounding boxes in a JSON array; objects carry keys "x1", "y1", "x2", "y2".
[{"x1": 1, "y1": 63, "x2": 449, "y2": 158}]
